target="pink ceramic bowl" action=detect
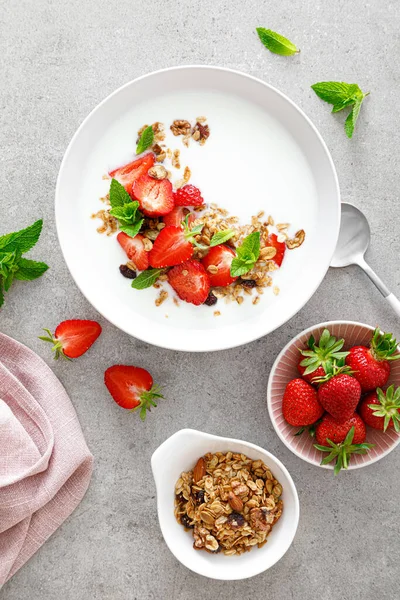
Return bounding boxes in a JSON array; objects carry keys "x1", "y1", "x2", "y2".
[{"x1": 267, "y1": 321, "x2": 400, "y2": 471}]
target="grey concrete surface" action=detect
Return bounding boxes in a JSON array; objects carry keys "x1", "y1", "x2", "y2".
[{"x1": 1, "y1": 1, "x2": 399, "y2": 598}]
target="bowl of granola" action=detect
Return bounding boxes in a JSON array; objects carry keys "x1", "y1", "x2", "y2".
[
  {"x1": 56, "y1": 65, "x2": 340, "y2": 351},
  {"x1": 151, "y1": 429, "x2": 299, "y2": 580}
]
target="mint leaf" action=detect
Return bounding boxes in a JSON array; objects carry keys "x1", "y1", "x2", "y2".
[
  {"x1": 0, "y1": 219, "x2": 43, "y2": 254},
  {"x1": 345, "y1": 97, "x2": 364, "y2": 139},
  {"x1": 311, "y1": 82, "x2": 361, "y2": 106},
  {"x1": 209, "y1": 229, "x2": 235, "y2": 247},
  {"x1": 136, "y1": 125, "x2": 154, "y2": 155},
  {"x1": 236, "y1": 232, "x2": 261, "y2": 261},
  {"x1": 230, "y1": 258, "x2": 254, "y2": 278},
  {"x1": 109, "y1": 178, "x2": 132, "y2": 208},
  {"x1": 13, "y1": 258, "x2": 49, "y2": 281},
  {"x1": 131, "y1": 268, "x2": 165, "y2": 290},
  {"x1": 118, "y1": 220, "x2": 144, "y2": 238},
  {"x1": 311, "y1": 81, "x2": 369, "y2": 138},
  {"x1": 256, "y1": 28, "x2": 299, "y2": 56}
]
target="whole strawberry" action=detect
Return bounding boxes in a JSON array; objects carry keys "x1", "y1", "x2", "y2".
[
  {"x1": 314, "y1": 425, "x2": 374, "y2": 475},
  {"x1": 298, "y1": 328, "x2": 349, "y2": 384},
  {"x1": 315, "y1": 363, "x2": 361, "y2": 422},
  {"x1": 282, "y1": 378, "x2": 324, "y2": 427},
  {"x1": 315, "y1": 413, "x2": 366, "y2": 446},
  {"x1": 359, "y1": 385, "x2": 400, "y2": 432},
  {"x1": 346, "y1": 328, "x2": 400, "y2": 393}
]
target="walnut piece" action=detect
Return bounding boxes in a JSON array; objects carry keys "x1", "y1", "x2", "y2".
[{"x1": 170, "y1": 119, "x2": 191, "y2": 136}]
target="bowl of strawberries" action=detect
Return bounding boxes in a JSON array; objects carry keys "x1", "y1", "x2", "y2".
[{"x1": 267, "y1": 322, "x2": 400, "y2": 474}]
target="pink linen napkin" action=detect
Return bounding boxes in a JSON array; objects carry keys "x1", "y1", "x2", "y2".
[{"x1": 0, "y1": 331, "x2": 93, "y2": 586}]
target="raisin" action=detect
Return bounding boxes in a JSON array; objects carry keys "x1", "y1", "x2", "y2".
[
  {"x1": 119, "y1": 264, "x2": 137, "y2": 279},
  {"x1": 240, "y1": 279, "x2": 257, "y2": 288},
  {"x1": 227, "y1": 512, "x2": 246, "y2": 529},
  {"x1": 193, "y1": 490, "x2": 205, "y2": 505},
  {"x1": 204, "y1": 292, "x2": 217, "y2": 306},
  {"x1": 180, "y1": 514, "x2": 194, "y2": 529}
]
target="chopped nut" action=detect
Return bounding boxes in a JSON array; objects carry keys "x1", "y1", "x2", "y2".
[
  {"x1": 142, "y1": 238, "x2": 153, "y2": 251},
  {"x1": 228, "y1": 491, "x2": 244, "y2": 512},
  {"x1": 252, "y1": 296, "x2": 260, "y2": 305},
  {"x1": 148, "y1": 165, "x2": 168, "y2": 180},
  {"x1": 214, "y1": 311, "x2": 221, "y2": 317},
  {"x1": 193, "y1": 457, "x2": 206, "y2": 483},
  {"x1": 170, "y1": 119, "x2": 191, "y2": 136},
  {"x1": 260, "y1": 247, "x2": 277, "y2": 260},
  {"x1": 183, "y1": 166, "x2": 191, "y2": 184},
  {"x1": 206, "y1": 265, "x2": 218, "y2": 274},
  {"x1": 155, "y1": 290, "x2": 168, "y2": 306},
  {"x1": 156, "y1": 152, "x2": 166, "y2": 163},
  {"x1": 172, "y1": 149, "x2": 181, "y2": 169},
  {"x1": 286, "y1": 229, "x2": 306, "y2": 249},
  {"x1": 276, "y1": 222, "x2": 290, "y2": 231},
  {"x1": 273, "y1": 286, "x2": 280, "y2": 296}
]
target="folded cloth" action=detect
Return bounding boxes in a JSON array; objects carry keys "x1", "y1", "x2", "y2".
[{"x1": 0, "y1": 332, "x2": 93, "y2": 586}]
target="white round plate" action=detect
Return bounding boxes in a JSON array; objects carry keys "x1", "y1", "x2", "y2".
[{"x1": 56, "y1": 66, "x2": 340, "y2": 352}]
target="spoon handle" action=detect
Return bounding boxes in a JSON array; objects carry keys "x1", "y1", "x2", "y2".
[{"x1": 358, "y1": 257, "x2": 400, "y2": 317}]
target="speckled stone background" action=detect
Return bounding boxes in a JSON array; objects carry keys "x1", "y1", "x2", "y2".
[{"x1": 1, "y1": 1, "x2": 399, "y2": 598}]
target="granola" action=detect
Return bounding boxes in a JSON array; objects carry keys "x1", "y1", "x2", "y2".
[{"x1": 174, "y1": 452, "x2": 283, "y2": 555}]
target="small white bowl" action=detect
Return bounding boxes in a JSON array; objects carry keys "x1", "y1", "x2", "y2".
[
  {"x1": 151, "y1": 429, "x2": 299, "y2": 580},
  {"x1": 267, "y1": 321, "x2": 400, "y2": 471}
]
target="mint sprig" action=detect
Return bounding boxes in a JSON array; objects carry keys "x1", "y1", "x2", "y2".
[
  {"x1": 230, "y1": 232, "x2": 260, "y2": 278},
  {"x1": 0, "y1": 219, "x2": 49, "y2": 308},
  {"x1": 109, "y1": 179, "x2": 144, "y2": 237},
  {"x1": 131, "y1": 268, "x2": 165, "y2": 290},
  {"x1": 311, "y1": 81, "x2": 369, "y2": 138},
  {"x1": 209, "y1": 229, "x2": 235, "y2": 247},
  {"x1": 136, "y1": 125, "x2": 154, "y2": 155},
  {"x1": 256, "y1": 28, "x2": 299, "y2": 56}
]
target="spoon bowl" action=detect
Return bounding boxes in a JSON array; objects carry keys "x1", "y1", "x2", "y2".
[{"x1": 330, "y1": 203, "x2": 371, "y2": 267}]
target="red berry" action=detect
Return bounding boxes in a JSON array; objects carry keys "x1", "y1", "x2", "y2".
[
  {"x1": 297, "y1": 364, "x2": 326, "y2": 385},
  {"x1": 317, "y1": 373, "x2": 361, "y2": 423},
  {"x1": 132, "y1": 174, "x2": 174, "y2": 217},
  {"x1": 359, "y1": 385, "x2": 400, "y2": 431},
  {"x1": 149, "y1": 226, "x2": 194, "y2": 268},
  {"x1": 117, "y1": 232, "x2": 149, "y2": 271},
  {"x1": 163, "y1": 206, "x2": 195, "y2": 228},
  {"x1": 104, "y1": 365, "x2": 163, "y2": 419},
  {"x1": 346, "y1": 346, "x2": 390, "y2": 393},
  {"x1": 282, "y1": 378, "x2": 324, "y2": 427},
  {"x1": 174, "y1": 185, "x2": 204, "y2": 207},
  {"x1": 265, "y1": 233, "x2": 286, "y2": 267},
  {"x1": 109, "y1": 153, "x2": 155, "y2": 197},
  {"x1": 201, "y1": 245, "x2": 237, "y2": 287},
  {"x1": 315, "y1": 413, "x2": 366, "y2": 446},
  {"x1": 40, "y1": 320, "x2": 102, "y2": 360},
  {"x1": 167, "y1": 260, "x2": 210, "y2": 306}
]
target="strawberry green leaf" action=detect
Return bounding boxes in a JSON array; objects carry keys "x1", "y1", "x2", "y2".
[
  {"x1": 136, "y1": 125, "x2": 154, "y2": 155},
  {"x1": 256, "y1": 28, "x2": 299, "y2": 56}
]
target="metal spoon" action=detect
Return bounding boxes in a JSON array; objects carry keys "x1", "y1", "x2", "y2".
[{"x1": 330, "y1": 202, "x2": 400, "y2": 317}]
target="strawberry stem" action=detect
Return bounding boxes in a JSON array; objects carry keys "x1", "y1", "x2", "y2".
[
  {"x1": 370, "y1": 328, "x2": 400, "y2": 362},
  {"x1": 314, "y1": 427, "x2": 374, "y2": 475},
  {"x1": 369, "y1": 385, "x2": 400, "y2": 432},
  {"x1": 299, "y1": 329, "x2": 349, "y2": 376},
  {"x1": 38, "y1": 328, "x2": 71, "y2": 361},
  {"x1": 131, "y1": 384, "x2": 164, "y2": 421}
]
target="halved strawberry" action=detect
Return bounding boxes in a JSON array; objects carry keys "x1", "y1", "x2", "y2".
[
  {"x1": 201, "y1": 245, "x2": 237, "y2": 287},
  {"x1": 265, "y1": 233, "x2": 286, "y2": 267},
  {"x1": 39, "y1": 320, "x2": 102, "y2": 360},
  {"x1": 163, "y1": 206, "x2": 195, "y2": 228},
  {"x1": 117, "y1": 232, "x2": 149, "y2": 271},
  {"x1": 173, "y1": 185, "x2": 204, "y2": 207},
  {"x1": 109, "y1": 153, "x2": 155, "y2": 197},
  {"x1": 149, "y1": 218, "x2": 204, "y2": 268},
  {"x1": 168, "y1": 260, "x2": 210, "y2": 305},
  {"x1": 131, "y1": 174, "x2": 174, "y2": 217},
  {"x1": 104, "y1": 365, "x2": 163, "y2": 420}
]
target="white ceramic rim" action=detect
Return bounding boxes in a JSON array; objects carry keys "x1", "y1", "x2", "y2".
[
  {"x1": 55, "y1": 65, "x2": 341, "y2": 352},
  {"x1": 151, "y1": 428, "x2": 300, "y2": 580},
  {"x1": 267, "y1": 320, "x2": 400, "y2": 470}
]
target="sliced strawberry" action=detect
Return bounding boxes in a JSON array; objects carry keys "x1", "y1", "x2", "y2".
[
  {"x1": 174, "y1": 185, "x2": 204, "y2": 207},
  {"x1": 149, "y1": 226, "x2": 193, "y2": 267},
  {"x1": 117, "y1": 232, "x2": 149, "y2": 271},
  {"x1": 265, "y1": 233, "x2": 286, "y2": 267},
  {"x1": 201, "y1": 245, "x2": 237, "y2": 287},
  {"x1": 131, "y1": 174, "x2": 174, "y2": 217},
  {"x1": 104, "y1": 365, "x2": 163, "y2": 420},
  {"x1": 39, "y1": 320, "x2": 102, "y2": 360},
  {"x1": 109, "y1": 153, "x2": 155, "y2": 197},
  {"x1": 163, "y1": 206, "x2": 195, "y2": 228},
  {"x1": 168, "y1": 260, "x2": 210, "y2": 305}
]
